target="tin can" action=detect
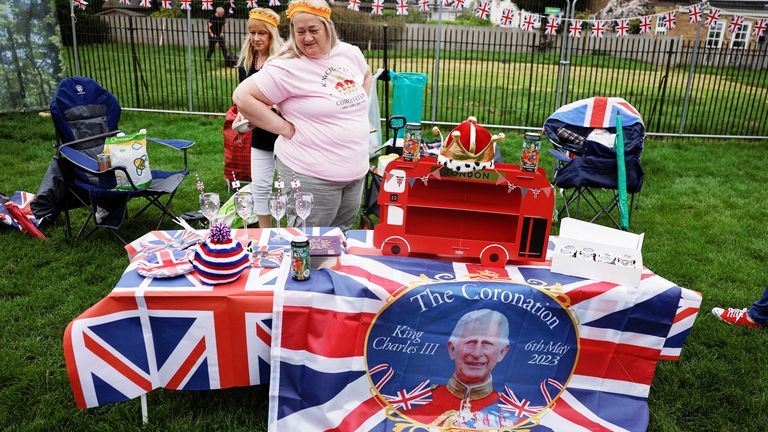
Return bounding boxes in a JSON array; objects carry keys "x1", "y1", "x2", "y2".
[
  {"x1": 290, "y1": 236, "x2": 311, "y2": 281},
  {"x1": 97, "y1": 153, "x2": 112, "y2": 171},
  {"x1": 577, "y1": 247, "x2": 596, "y2": 261},
  {"x1": 402, "y1": 123, "x2": 422, "y2": 162},
  {"x1": 521, "y1": 132, "x2": 541, "y2": 172}
]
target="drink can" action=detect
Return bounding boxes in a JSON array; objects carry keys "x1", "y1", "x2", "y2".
[
  {"x1": 521, "y1": 132, "x2": 541, "y2": 172},
  {"x1": 97, "y1": 153, "x2": 112, "y2": 171},
  {"x1": 290, "y1": 236, "x2": 311, "y2": 281},
  {"x1": 402, "y1": 122, "x2": 422, "y2": 162}
]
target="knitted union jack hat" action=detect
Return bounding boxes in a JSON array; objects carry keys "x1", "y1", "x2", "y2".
[
  {"x1": 434, "y1": 116, "x2": 505, "y2": 173},
  {"x1": 192, "y1": 223, "x2": 250, "y2": 285}
]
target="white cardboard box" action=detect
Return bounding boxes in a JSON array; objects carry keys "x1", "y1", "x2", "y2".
[{"x1": 551, "y1": 218, "x2": 644, "y2": 287}]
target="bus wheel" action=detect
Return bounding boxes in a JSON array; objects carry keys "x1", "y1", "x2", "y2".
[
  {"x1": 383, "y1": 237, "x2": 410, "y2": 257},
  {"x1": 480, "y1": 244, "x2": 508, "y2": 268}
]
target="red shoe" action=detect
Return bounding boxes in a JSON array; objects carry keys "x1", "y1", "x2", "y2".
[{"x1": 711, "y1": 307, "x2": 762, "y2": 329}]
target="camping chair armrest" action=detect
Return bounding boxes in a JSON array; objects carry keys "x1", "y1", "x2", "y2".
[
  {"x1": 58, "y1": 130, "x2": 121, "y2": 150},
  {"x1": 59, "y1": 146, "x2": 141, "y2": 191},
  {"x1": 547, "y1": 149, "x2": 573, "y2": 163},
  {"x1": 147, "y1": 138, "x2": 195, "y2": 150}
]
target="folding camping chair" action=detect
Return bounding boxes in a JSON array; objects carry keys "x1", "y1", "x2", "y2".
[
  {"x1": 544, "y1": 97, "x2": 645, "y2": 230},
  {"x1": 48, "y1": 77, "x2": 195, "y2": 243}
]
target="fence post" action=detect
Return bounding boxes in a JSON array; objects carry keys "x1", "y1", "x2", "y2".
[
  {"x1": 652, "y1": 38, "x2": 676, "y2": 132},
  {"x1": 558, "y1": 0, "x2": 577, "y2": 108},
  {"x1": 431, "y1": 2, "x2": 443, "y2": 123},
  {"x1": 679, "y1": 19, "x2": 703, "y2": 134},
  {"x1": 554, "y1": 2, "x2": 571, "y2": 110},
  {"x1": 186, "y1": 8, "x2": 194, "y2": 112},
  {"x1": 69, "y1": 1, "x2": 80, "y2": 76},
  {"x1": 383, "y1": 24, "x2": 389, "y2": 139},
  {"x1": 128, "y1": 16, "x2": 141, "y2": 107}
]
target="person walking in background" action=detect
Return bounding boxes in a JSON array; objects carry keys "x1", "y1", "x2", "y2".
[
  {"x1": 206, "y1": 7, "x2": 228, "y2": 62},
  {"x1": 232, "y1": 0, "x2": 372, "y2": 231},
  {"x1": 712, "y1": 284, "x2": 768, "y2": 329},
  {"x1": 233, "y1": 8, "x2": 284, "y2": 228}
]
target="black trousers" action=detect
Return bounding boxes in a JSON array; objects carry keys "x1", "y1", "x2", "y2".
[{"x1": 206, "y1": 36, "x2": 227, "y2": 59}]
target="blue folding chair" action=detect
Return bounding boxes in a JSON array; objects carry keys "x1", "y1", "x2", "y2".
[
  {"x1": 44, "y1": 77, "x2": 195, "y2": 242},
  {"x1": 544, "y1": 97, "x2": 645, "y2": 229}
]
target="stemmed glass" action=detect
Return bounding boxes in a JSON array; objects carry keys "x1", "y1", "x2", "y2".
[
  {"x1": 234, "y1": 190, "x2": 253, "y2": 241},
  {"x1": 268, "y1": 192, "x2": 288, "y2": 241},
  {"x1": 199, "y1": 192, "x2": 220, "y2": 230},
  {"x1": 294, "y1": 192, "x2": 314, "y2": 233}
]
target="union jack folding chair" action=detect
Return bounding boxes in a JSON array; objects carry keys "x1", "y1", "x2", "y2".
[
  {"x1": 45, "y1": 77, "x2": 195, "y2": 243},
  {"x1": 544, "y1": 97, "x2": 645, "y2": 230}
]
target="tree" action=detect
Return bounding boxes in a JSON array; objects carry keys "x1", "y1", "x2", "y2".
[{"x1": 591, "y1": 0, "x2": 650, "y2": 21}]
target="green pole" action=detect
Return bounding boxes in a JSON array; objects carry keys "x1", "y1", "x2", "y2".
[{"x1": 615, "y1": 114, "x2": 629, "y2": 230}]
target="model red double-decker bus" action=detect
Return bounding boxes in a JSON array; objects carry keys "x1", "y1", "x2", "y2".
[{"x1": 373, "y1": 156, "x2": 554, "y2": 267}]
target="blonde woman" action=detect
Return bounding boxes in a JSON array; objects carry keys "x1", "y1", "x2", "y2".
[
  {"x1": 233, "y1": 8, "x2": 284, "y2": 229},
  {"x1": 233, "y1": 0, "x2": 372, "y2": 231}
]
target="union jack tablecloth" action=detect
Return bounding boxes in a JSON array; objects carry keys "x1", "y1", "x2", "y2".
[
  {"x1": 269, "y1": 234, "x2": 702, "y2": 432},
  {"x1": 64, "y1": 227, "x2": 341, "y2": 409}
]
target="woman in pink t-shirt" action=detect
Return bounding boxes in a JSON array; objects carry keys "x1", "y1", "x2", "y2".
[{"x1": 233, "y1": 0, "x2": 372, "y2": 230}]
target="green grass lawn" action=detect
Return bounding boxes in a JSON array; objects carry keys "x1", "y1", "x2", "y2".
[{"x1": 1, "y1": 111, "x2": 767, "y2": 431}]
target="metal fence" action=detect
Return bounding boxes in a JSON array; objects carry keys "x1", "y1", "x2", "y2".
[{"x1": 60, "y1": 8, "x2": 768, "y2": 138}]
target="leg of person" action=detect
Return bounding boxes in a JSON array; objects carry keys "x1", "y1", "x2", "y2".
[
  {"x1": 275, "y1": 157, "x2": 342, "y2": 228},
  {"x1": 711, "y1": 285, "x2": 766, "y2": 329},
  {"x1": 206, "y1": 38, "x2": 216, "y2": 61},
  {"x1": 330, "y1": 176, "x2": 365, "y2": 231},
  {"x1": 251, "y1": 148, "x2": 275, "y2": 228},
  {"x1": 747, "y1": 284, "x2": 768, "y2": 326},
  {"x1": 218, "y1": 36, "x2": 228, "y2": 58}
]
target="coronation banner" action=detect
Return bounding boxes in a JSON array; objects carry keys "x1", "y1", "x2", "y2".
[{"x1": 268, "y1": 252, "x2": 701, "y2": 431}]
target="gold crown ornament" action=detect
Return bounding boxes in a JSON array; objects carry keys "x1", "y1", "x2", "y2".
[
  {"x1": 286, "y1": 1, "x2": 332, "y2": 20},
  {"x1": 249, "y1": 9, "x2": 280, "y2": 27},
  {"x1": 433, "y1": 116, "x2": 504, "y2": 172}
]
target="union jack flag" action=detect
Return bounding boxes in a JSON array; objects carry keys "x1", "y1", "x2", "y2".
[
  {"x1": 441, "y1": 0, "x2": 452, "y2": 7},
  {"x1": 548, "y1": 96, "x2": 644, "y2": 129},
  {"x1": 545, "y1": 16, "x2": 560, "y2": 35},
  {"x1": 72, "y1": 0, "x2": 88, "y2": 10},
  {"x1": 396, "y1": 0, "x2": 408, "y2": 15},
  {"x1": 591, "y1": 20, "x2": 606, "y2": 38},
  {"x1": 161, "y1": 0, "x2": 173, "y2": 9},
  {"x1": 0, "y1": 192, "x2": 43, "y2": 234},
  {"x1": 65, "y1": 228, "x2": 306, "y2": 409},
  {"x1": 520, "y1": 14, "x2": 537, "y2": 32},
  {"x1": 135, "y1": 249, "x2": 193, "y2": 279},
  {"x1": 569, "y1": 19, "x2": 583, "y2": 38},
  {"x1": 179, "y1": 0, "x2": 191, "y2": 10},
  {"x1": 754, "y1": 18, "x2": 767, "y2": 37},
  {"x1": 202, "y1": 0, "x2": 213, "y2": 10},
  {"x1": 688, "y1": 4, "x2": 702, "y2": 23},
  {"x1": 474, "y1": 1, "x2": 490, "y2": 20},
  {"x1": 249, "y1": 245, "x2": 286, "y2": 268},
  {"x1": 118, "y1": 0, "x2": 130, "y2": 4},
  {"x1": 134, "y1": 230, "x2": 203, "y2": 256},
  {"x1": 418, "y1": 0, "x2": 430, "y2": 12},
  {"x1": 638, "y1": 16, "x2": 652, "y2": 34},
  {"x1": 269, "y1": 0, "x2": 281, "y2": 6},
  {"x1": 267, "y1": 243, "x2": 701, "y2": 431},
  {"x1": 139, "y1": 0, "x2": 151, "y2": 7},
  {"x1": 452, "y1": 0, "x2": 464, "y2": 12},
  {"x1": 371, "y1": 0, "x2": 384, "y2": 15},
  {"x1": 498, "y1": 385, "x2": 546, "y2": 417},
  {"x1": 729, "y1": 15, "x2": 744, "y2": 33},
  {"x1": 615, "y1": 18, "x2": 629, "y2": 37},
  {"x1": 247, "y1": 0, "x2": 256, "y2": 8},
  {"x1": 706, "y1": 7, "x2": 721, "y2": 28},
  {"x1": 347, "y1": 0, "x2": 361, "y2": 12},
  {"x1": 663, "y1": 11, "x2": 676, "y2": 29},
  {"x1": 500, "y1": 8, "x2": 514, "y2": 27}
]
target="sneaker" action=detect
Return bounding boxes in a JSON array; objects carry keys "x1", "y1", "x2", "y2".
[{"x1": 711, "y1": 307, "x2": 762, "y2": 329}]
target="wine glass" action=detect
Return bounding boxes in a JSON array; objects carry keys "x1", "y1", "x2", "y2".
[
  {"x1": 294, "y1": 192, "x2": 314, "y2": 233},
  {"x1": 199, "y1": 192, "x2": 220, "y2": 231},
  {"x1": 234, "y1": 190, "x2": 253, "y2": 241},
  {"x1": 268, "y1": 192, "x2": 287, "y2": 241}
]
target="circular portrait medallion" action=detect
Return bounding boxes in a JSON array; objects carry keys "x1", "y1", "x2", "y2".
[{"x1": 365, "y1": 280, "x2": 579, "y2": 430}]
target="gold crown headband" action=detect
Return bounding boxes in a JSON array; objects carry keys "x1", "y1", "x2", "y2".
[
  {"x1": 249, "y1": 9, "x2": 280, "y2": 27},
  {"x1": 286, "y1": 1, "x2": 332, "y2": 20}
]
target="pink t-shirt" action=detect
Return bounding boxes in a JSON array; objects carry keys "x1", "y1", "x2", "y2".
[{"x1": 251, "y1": 42, "x2": 370, "y2": 182}]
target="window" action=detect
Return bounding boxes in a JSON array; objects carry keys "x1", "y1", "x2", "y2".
[
  {"x1": 655, "y1": 15, "x2": 667, "y2": 34},
  {"x1": 730, "y1": 21, "x2": 752, "y2": 49},
  {"x1": 706, "y1": 20, "x2": 725, "y2": 48}
]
